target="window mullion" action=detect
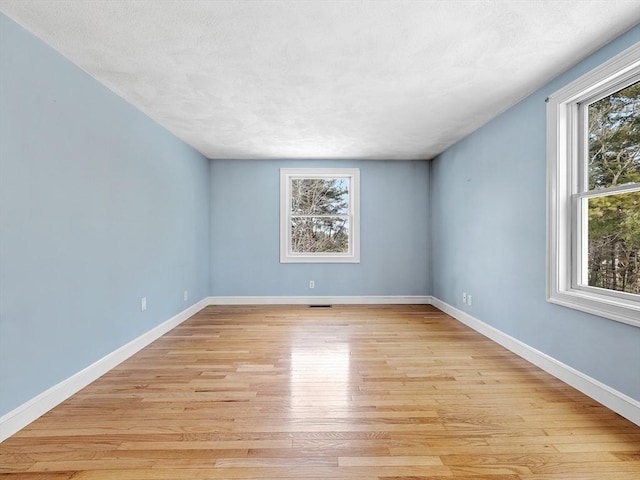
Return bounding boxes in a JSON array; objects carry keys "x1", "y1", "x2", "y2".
[
  {"x1": 576, "y1": 102, "x2": 589, "y2": 194},
  {"x1": 571, "y1": 101, "x2": 588, "y2": 290},
  {"x1": 578, "y1": 100, "x2": 592, "y2": 288},
  {"x1": 577, "y1": 183, "x2": 640, "y2": 199}
]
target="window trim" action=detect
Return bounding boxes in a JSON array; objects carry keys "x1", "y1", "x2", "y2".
[
  {"x1": 547, "y1": 41, "x2": 640, "y2": 327},
  {"x1": 280, "y1": 168, "x2": 360, "y2": 264}
]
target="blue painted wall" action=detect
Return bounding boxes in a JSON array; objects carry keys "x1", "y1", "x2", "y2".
[
  {"x1": 210, "y1": 159, "x2": 430, "y2": 297},
  {"x1": 0, "y1": 15, "x2": 210, "y2": 415},
  {"x1": 1, "y1": 9, "x2": 638, "y2": 424},
  {"x1": 430, "y1": 25, "x2": 640, "y2": 401}
]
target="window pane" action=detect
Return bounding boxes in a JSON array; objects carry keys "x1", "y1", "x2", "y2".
[
  {"x1": 586, "y1": 191, "x2": 640, "y2": 294},
  {"x1": 291, "y1": 178, "x2": 349, "y2": 215},
  {"x1": 291, "y1": 217, "x2": 349, "y2": 253},
  {"x1": 588, "y1": 81, "x2": 640, "y2": 190}
]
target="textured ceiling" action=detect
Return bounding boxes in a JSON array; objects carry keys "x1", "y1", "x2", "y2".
[{"x1": 1, "y1": 0, "x2": 640, "y2": 160}]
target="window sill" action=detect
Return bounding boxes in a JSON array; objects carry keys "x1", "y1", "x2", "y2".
[
  {"x1": 280, "y1": 253, "x2": 360, "y2": 264},
  {"x1": 548, "y1": 288, "x2": 640, "y2": 328}
]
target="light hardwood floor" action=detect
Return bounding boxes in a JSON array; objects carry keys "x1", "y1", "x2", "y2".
[{"x1": 1, "y1": 304, "x2": 639, "y2": 479}]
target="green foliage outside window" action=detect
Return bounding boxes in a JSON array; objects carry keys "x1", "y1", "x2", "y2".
[{"x1": 587, "y1": 82, "x2": 640, "y2": 294}]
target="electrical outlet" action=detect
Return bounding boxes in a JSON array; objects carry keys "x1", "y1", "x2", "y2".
[
  {"x1": 183, "y1": 290, "x2": 188, "y2": 302},
  {"x1": 141, "y1": 297, "x2": 147, "y2": 312},
  {"x1": 309, "y1": 280, "x2": 315, "y2": 289},
  {"x1": 467, "y1": 294, "x2": 472, "y2": 306},
  {"x1": 462, "y1": 292, "x2": 467, "y2": 304}
]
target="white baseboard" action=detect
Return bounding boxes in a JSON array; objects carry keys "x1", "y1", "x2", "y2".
[
  {"x1": 207, "y1": 295, "x2": 433, "y2": 305},
  {"x1": 3, "y1": 295, "x2": 637, "y2": 442},
  {"x1": 430, "y1": 297, "x2": 640, "y2": 426},
  {"x1": 0, "y1": 298, "x2": 209, "y2": 442}
]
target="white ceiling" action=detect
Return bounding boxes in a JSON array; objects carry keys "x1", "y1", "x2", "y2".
[{"x1": 1, "y1": 1, "x2": 640, "y2": 160}]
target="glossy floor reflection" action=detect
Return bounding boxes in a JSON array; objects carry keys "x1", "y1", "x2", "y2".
[
  {"x1": 291, "y1": 339, "x2": 351, "y2": 409},
  {"x1": 1, "y1": 304, "x2": 639, "y2": 479}
]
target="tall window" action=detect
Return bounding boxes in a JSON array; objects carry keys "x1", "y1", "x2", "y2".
[
  {"x1": 280, "y1": 168, "x2": 360, "y2": 263},
  {"x1": 547, "y1": 42, "x2": 640, "y2": 326},
  {"x1": 581, "y1": 82, "x2": 640, "y2": 294}
]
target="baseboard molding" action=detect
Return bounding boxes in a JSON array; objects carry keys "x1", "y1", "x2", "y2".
[
  {"x1": 3, "y1": 295, "x2": 637, "y2": 441},
  {"x1": 430, "y1": 297, "x2": 640, "y2": 426},
  {"x1": 0, "y1": 298, "x2": 209, "y2": 442},
  {"x1": 207, "y1": 295, "x2": 433, "y2": 305}
]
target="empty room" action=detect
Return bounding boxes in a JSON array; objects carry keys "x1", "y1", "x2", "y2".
[{"x1": 1, "y1": 1, "x2": 639, "y2": 478}]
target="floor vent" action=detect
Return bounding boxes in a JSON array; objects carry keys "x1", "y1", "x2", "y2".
[{"x1": 309, "y1": 304, "x2": 332, "y2": 308}]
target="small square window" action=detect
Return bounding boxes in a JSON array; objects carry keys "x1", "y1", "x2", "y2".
[{"x1": 280, "y1": 168, "x2": 360, "y2": 263}]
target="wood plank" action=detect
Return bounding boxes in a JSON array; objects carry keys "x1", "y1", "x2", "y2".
[{"x1": 1, "y1": 304, "x2": 638, "y2": 478}]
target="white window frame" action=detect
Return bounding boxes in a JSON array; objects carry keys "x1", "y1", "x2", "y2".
[
  {"x1": 280, "y1": 168, "x2": 360, "y2": 263},
  {"x1": 547, "y1": 42, "x2": 640, "y2": 327}
]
